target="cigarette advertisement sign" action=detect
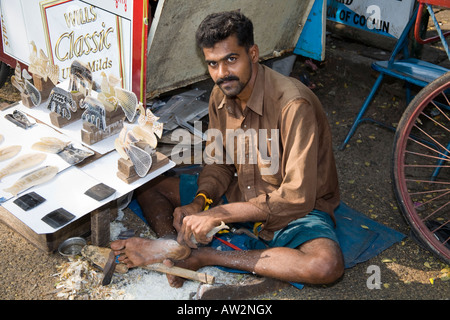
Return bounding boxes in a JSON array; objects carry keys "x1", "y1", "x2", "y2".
[
  {"x1": 0, "y1": 0, "x2": 147, "y2": 101},
  {"x1": 326, "y1": 0, "x2": 415, "y2": 39}
]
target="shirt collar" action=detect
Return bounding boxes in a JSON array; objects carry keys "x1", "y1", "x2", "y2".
[{"x1": 217, "y1": 64, "x2": 264, "y2": 116}]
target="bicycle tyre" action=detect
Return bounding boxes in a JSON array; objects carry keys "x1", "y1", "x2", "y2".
[{"x1": 393, "y1": 71, "x2": 450, "y2": 264}]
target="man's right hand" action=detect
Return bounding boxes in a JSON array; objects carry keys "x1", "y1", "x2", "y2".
[{"x1": 172, "y1": 196, "x2": 205, "y2": 234}]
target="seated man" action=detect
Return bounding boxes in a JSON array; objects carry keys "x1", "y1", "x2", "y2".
[{"x1": 112, "y1": 11, "x2": 344, "y2": 288}]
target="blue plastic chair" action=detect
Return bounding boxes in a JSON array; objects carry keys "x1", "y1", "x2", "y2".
[{"x1": 339, "y1": 5, "x2": 449, "y2": 150}]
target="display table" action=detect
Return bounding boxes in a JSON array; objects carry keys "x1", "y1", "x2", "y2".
[{"x1": 0, "y1": 99, "x2": 174, "y2": 252}]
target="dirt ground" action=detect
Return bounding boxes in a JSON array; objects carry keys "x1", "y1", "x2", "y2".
[{"x1": 1, "y1": 21, "x2": 450, "y2": 301}]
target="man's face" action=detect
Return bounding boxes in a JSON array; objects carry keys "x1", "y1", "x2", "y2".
[{"x1": 203, "y1": 35, "x2": 258, "y2": 98}]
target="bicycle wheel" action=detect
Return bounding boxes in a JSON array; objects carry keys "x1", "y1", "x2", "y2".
[{"x1": 393, "y1": 71, "x2": 450, "y2": 264}]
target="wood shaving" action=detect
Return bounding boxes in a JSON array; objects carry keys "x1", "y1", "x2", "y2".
[{"x1": 53, "y1": 257, "x2": 125, "y2": 300}]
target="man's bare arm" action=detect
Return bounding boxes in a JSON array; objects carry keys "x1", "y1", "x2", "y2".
[{"x1": 177, "y1": 201, "x2": 267, "y2": 248}]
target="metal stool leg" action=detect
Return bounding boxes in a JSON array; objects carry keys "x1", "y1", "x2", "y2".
[{"x1": 339, "y1": 73, "x2": 385, "y2": 150}]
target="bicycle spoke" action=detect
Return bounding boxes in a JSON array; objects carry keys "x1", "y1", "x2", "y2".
[
  {"x1": 422, "y1": 194, "x2": 450, "y2": 220},
  {"x1": 409, "y1": 188, "x2": 450, "y2": 195},
  {"x1": 411, "y1": 124, "x2": 450, "y2": 158},
  {"x1": 405, "y1": 149, "x2": 450, "y2": 162}
]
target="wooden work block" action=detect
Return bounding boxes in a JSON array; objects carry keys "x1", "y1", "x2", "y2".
[
  {"x1": 81, "y1": 106, "x2": 125, "y2": 145},
  {"x1": 71, "y1": 91, "x2": 85, "y2": 108},
  {"x1": 117, "y1": 152, "x2": 170, "y2": 184},
  {"x1": 81, "y1": 119, "x2": 123, "y2": 145},
  {"x1": 49, "y1": 107, "x2": 83, "y2": 128},
  {"x1": 116, "y1": 171, "x2": 139, "y2": 184},
  {"x1": 117, "y1": 157, "x2": 136, "y2": 177},
  {"x1": 90, "y1": 206, "x2": 111, "y2": 247},
  {"x1": 32, "y1": 74, "x2": 55, "y2": 101},
  {"x1": 20, "y1": 92, "x2": 34, "y2": 108},
  {"x1": 48, "y1": 90, "x2": 85, "y2": 128},
  {"x1": 105, "y1": 107, "x2": 125, "y2": 126}
]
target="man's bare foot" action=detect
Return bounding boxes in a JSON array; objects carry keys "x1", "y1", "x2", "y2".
[
  {"x1": 111, "y1": 237, "x2": 191, "y2": 268},
  {"x1": 163, "y1": 247, "x2": 213, "y2": 288}
]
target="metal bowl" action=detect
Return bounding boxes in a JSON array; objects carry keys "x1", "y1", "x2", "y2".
[{"x1": 58, "y1": 237, "x2": 86, "y2": 257}]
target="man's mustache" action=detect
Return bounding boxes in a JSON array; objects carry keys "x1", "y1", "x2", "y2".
[{"x1": 216, "y1": 76, "x2": 240, "y2": 86}]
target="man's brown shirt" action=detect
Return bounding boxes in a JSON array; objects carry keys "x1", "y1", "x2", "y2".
[{"x1": 197, "y1": 64, "x2": 340, "y2": 240}]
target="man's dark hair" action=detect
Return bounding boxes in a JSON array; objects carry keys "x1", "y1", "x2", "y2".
[{"x1": 195, "y1": 11, "x2": 254, "y2": 50}]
